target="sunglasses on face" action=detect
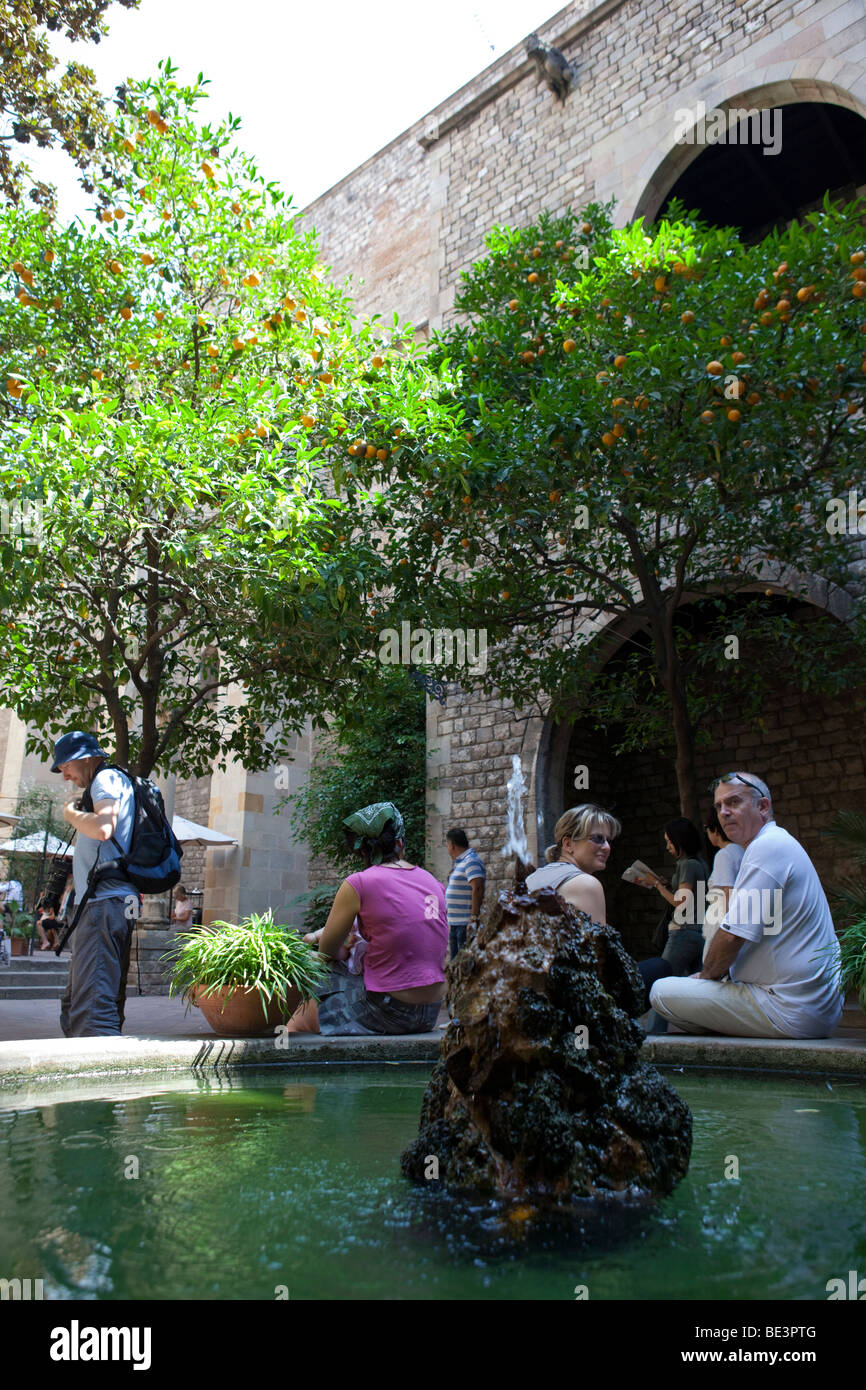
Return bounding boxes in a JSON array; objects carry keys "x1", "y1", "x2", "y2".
[{"x1": 709, "y1": 772, "x2": 766, "y2": 798}]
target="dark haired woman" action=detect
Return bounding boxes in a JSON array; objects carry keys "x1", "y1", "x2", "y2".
[
  {"x1": 634, "y1": 817, "x2": 709, "y2": 1030},
  {"x1": 701, "y1": 809, "x2": 745, "y2": 962},
  {"x1": 294, "y1": 801, "x2": 448, "y2": 1036}
]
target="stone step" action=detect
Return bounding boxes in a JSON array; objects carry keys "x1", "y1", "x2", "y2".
[
  {"x1": 0, "y1": 985, "x2": 67, "y2": 999},
  {"x1": 0, "y1": 970, "x2": 69, "y2": 986}
]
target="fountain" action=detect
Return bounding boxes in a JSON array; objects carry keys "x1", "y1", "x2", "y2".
[{"x1": 401, "y1": 761, "x2": 691, "y2": 1212}]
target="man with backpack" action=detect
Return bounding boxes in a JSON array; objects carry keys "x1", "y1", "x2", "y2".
[{"x1": 52, "y1": 730, "x2": 138, "y2": 1037}]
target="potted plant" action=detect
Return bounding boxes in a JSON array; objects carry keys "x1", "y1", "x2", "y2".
[
  {"x1": 6, "y1": 906, "x2": 34, "y2": 956},
  {"x1": 822, "y1": 812, "x2": 866, "y2": 1016},
  {"x1": 164, "y1": 909, "x2": 330, "y2": 1036}
]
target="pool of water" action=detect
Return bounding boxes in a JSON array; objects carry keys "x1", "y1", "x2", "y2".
[{"x1": 1, "y1": 1067, "x2": 864, "y2": 1300}]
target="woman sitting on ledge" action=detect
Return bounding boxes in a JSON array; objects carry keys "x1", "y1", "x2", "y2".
[
  {"x1": 290, "y1": 801, "x2": 448, "y2": 1036},
  {"x1": 524, "y1": 804, "x2": 621, "y2": 924}
]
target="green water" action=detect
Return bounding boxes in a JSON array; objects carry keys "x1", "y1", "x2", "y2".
[{"x1": 1, "y1": 1067, "x2": 864, "y2": 1300}]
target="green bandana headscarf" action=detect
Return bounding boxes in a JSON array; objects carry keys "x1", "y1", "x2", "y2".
[{"x1": 343, "y1": 801, "x2": 405, "y2": 864}]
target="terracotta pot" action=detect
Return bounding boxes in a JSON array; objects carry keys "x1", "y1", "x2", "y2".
[
  {"x1": 192, "y1": 982, "x2": 301, "y2": 1036},
  {"x1": 10, "y1": 938, "x2": 29, "y2": 956}
]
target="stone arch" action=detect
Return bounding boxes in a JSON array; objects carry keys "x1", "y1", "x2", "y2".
[
  {"x1": 530, "y1": 560, "x2": 866, "y2": 889},
  {"x1": 628, "y1": 76, "x2": 866, "y2": 227}
]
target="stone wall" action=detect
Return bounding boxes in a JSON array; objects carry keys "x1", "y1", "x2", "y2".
[{"x1": 301, "y1": 0, "x2": 866, "y2": 334}]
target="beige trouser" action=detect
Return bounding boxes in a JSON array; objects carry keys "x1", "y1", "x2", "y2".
[{"x1": 650, "y1": 975, "x2": 791, "y2": 1038}]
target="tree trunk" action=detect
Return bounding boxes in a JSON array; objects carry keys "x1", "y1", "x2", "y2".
[{"x1": 651, "y1": 607, "x2": 701, "y2": 825}]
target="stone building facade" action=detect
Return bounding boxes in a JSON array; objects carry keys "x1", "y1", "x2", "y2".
[
  {"x1": 300, "y1": 0, "x2": 866, "y2": 956},
  {"x1": 2, "y1": 0, "x2": 865, "y2": 974}
]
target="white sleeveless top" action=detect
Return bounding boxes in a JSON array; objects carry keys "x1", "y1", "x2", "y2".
[{"x1": 524, "y1": 861, "x2": 588, "y2": 895}]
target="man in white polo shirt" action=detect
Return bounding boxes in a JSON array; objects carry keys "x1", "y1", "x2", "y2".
[{"x1": 650, "y1": 772, "x2": 843, "y2": 1038}]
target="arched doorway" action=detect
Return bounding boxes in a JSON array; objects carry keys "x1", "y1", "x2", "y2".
[{"x1": 539, "y1": 593, "x2": 866, "y2": 960}]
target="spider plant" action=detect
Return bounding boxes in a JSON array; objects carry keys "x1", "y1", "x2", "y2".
[{"x1": 163, "y1": 909, "x2": 330, "y2": 1019}]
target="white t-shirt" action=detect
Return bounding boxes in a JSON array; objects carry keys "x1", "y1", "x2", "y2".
[
  {"x1": 702, "y1": 843, "x2": 745, "y2": 957},
  {"x1": 722, "y1": 821, "x2": 842, "y2": 1037}
]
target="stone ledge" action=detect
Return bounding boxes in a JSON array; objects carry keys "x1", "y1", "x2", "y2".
[
  {"x1": 0, "y1": 1031, "x2": 443, "y2": 1093},
  {"x1": 643, "y1": 1033, "x2": 866, "y2": 1078},
  {"x1": 0, "y1": 1028, "x2": 863, "y2": 1096}
]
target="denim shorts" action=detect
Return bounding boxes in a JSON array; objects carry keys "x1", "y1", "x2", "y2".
[{"x1": 317, "y1": 960, "x2": 442, "y2": 1036}]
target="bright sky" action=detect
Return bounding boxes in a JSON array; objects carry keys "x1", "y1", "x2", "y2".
[{"x1": 25, "y1": 0, "x2": 569, "y2": 223}]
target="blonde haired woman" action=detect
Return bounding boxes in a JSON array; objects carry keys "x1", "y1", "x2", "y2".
[{"x1": 524, "y1": 804, "x2": 621, "y2": 924}]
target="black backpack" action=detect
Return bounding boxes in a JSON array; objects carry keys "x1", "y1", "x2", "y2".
[
  {"x1": 82, "y1": 765, "x2": 183, "y2": 894},
  {"x1": 55, "y1": 765, "x2": 182, "y2": 955}
]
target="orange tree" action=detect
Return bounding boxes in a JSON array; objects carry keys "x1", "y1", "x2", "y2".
[
  {"x1": 360, "y1": 198, "x2": 866, "y2": 822},
  {"x1": 0, "y1": 62, "x2": 454, "y2": 778}
]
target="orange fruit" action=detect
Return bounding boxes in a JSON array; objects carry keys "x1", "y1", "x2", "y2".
[
  {"x1": 776, "y1": 299, "x2": 790, "y2": 313},
  {"x1": 461, "y1": 538, "x2": 471, "y2": 548},
  {"x1": 746, "y1": 391, "x2": 760, "y2": 405},
  {"x1": 43, "y1": 250, "x2": 55, "y2": 265},
  {"x1": 581, "y1": 222, "x2": 592, "y2": 234},
  {"x1": 612, "y1": 423, "x2": 625, "y2": 437},
  {"x1": 796, "y1": 286, "x2": 814, "y2": 302},
  {"x1": 201, "y1": 162, "x2": 214, "y2": 179},
  {"x1": 601, "y1": 432, "x2": 615, "y2": 446},
  {"x1": 853, "y1": 284, "x2": 866, "y2": 298},
  {"x1": 140, "y1": 252, "x2": 155, "y2": 266},
  {"x1": 563, "y1": 339, "x2": 576, "y2": 353},
  {"x1": 365, "y1": 444, "x2": 376, "y2": 459},
  {"x1": 508, "y1": 299, "x2": 519, "y2": 311},
  {"x1": 731, "y1": 350, "x2": 746, "y2": 364},
  {"x1": 719, "y1": 336, "x2": 732, "y2": 347},
  {"x1": 154, "y1": 310, "x2": 164, "y2": 322},
  {"x1": 549, "y1": 490, "x2": 561, "y2": 503},
  {"x1": 161, "y1": 210, "x2": 171, "y2": 221},
  {"x1": 52, "y1": 295, "x2": 62, "y2": 309},
  {"x1": 681, "y1": 310, "x2": 695, "y2": 325},
  {"x1": 300, "y1": 414, "x2": 315, "y2": 428},
  {"x1": 654, "y1": 276, "x2": 667, "y2": 293},
  {"x1": 207, "y1": 344, "x2": 219, "y2": 357},
  {"x1": 706, "y1": 361, "x2": 724, "y2": 375},
  {"x1": 371, "y1": 355, "x2": 384, "y2": 368},
  {"x1": 100, "y1": 210, "x2": 113, "y2": 223},
  {"x1": 614, "y1": 355, "x2": 627, "y2": 368},
  {"x1": 232, "y1": 337, "x2": 245, "y2": 351},
  {"x1": 851, "y1": 251, "x2": 865, "y2": 265},
  {"x1": 113, "y1": 208, "x2": 125, "y2": 220},
  {"x1": 92, "y1": 369, "x2": 104, "y2": 380},
  {"x1": 120, "y1": 307, "x2": 131, "y2": 320},
  {"x1": 521, "y1": 351, "x2": 535, "y2": 363},
  {"x1": 376, "y1": 448, "x2": 388, "y2": 461},
  {"x1": 243, "y1": 272, "x2": 261, "y2": 287},
  {"x1": 727, "y1": 409, "x2": 741, "y2": 422},
  {"x1": 109, "y1": 260, "x2": 123, "y2": 275},
  {"x1": 528, "y1": 272, "x2": 540, "y2": 284},
  {"x1": 596, "y1": 371, "x2": 609, "y2": 382},
  {"x1": 700, "y1": 410, "x2": 714, "y2": 423}
]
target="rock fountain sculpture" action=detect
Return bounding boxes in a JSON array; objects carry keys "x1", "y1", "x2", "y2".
[{"x1": 402, "y1": 758, "x2": 691, "y2": 1210}]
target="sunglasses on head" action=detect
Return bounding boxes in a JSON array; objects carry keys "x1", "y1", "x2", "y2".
[{"x1": 709, "y1": 772, "x2": 766, "y2": 798}]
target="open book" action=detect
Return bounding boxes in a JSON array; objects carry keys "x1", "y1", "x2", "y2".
[{"x1": 621, "y1": 859, "x2": 657, "y2": 884}]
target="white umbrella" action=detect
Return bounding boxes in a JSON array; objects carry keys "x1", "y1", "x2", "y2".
[
  {"x1": 172, "y1": 815, "x2": 238, "y2": 847},
  {"x1": 0, "y1": 831, "x2": 73, "y2": 857}
]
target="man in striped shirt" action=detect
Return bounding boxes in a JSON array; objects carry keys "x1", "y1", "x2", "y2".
[{"x1": 445, "y1": 828, "x2": 486, "y2": 959}]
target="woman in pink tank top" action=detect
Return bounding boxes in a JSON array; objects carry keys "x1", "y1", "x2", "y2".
[{"x1": 290, "y1": 801, "x2": 448, "y2": 1036}]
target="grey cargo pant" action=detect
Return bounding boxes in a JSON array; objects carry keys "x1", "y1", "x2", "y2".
[{"x1": 60, "y1": 897, "x2": 135, "y2": 1038}]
